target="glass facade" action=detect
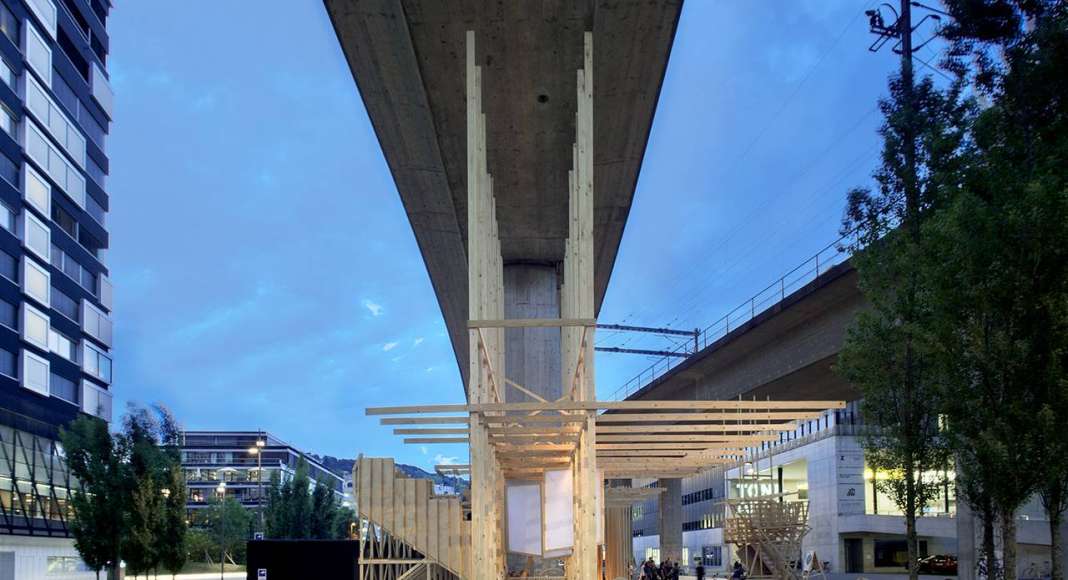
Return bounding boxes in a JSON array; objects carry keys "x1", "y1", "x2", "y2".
[{"x1": 0, "y1": 411, "x2": 80, "y2": 535}]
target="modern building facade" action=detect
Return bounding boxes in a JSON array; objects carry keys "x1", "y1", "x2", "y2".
[
  {"x1": 631, "y1": 401, "x2": 1056, "y2": 577},
  {"x1": 0, "y1": 0, "x2": 113, "y2": 578},
  {"x1": 180, "y1": 431, "x2": 345, "y2": 523}
]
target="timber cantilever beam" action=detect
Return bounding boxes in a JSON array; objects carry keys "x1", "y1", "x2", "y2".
[
  {"x1": 595, "y1": 412, "x2": 823, "y2": 422},
  {"x1": 467, "y1": 318, "x2": 597, "y2": 329},
  {"x1": 597, "y1": 423, "x2": 797, "y2": 434},
  {"x1": 366, "y1": 400, "x2": 846, "y2": 415}
]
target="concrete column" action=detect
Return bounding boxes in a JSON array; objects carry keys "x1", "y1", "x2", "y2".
[
  {"x1": 658, "y1": 478, "x2": 683, "y2": 564},
  {"x1": 504, "y1": 264, "x2": 561, "y2": 401}
]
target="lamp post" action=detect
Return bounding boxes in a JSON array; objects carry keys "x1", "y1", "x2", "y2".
[
  {"x1": 248, "y1": 437, "x2": 266, "y2": 535},
  {"x1": 216, "y1": 482, "x2": 226, "y2": 580}
]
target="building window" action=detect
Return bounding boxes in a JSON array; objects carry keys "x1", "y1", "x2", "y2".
[
  {"x1": 83, "y1": 341, "x2": 110, "y2": 383},
  {"x1": 0, "y1": 1, "x2": 18, "y2": 46},
  {"x1": 23, "y1": 302, "x2": 50, "y2": 349},
  {"x1": 48, "y1": 327, "x2": 78, "y2": 362},
  {"x1": 82, "y1": 380, "x2": 112, "y2": 421},
  {"x1": 0, "y1": 345, "x2": 14, "y2": 377},
  {"x1": 0, "y1": 57, "x2": 12, "y2": 88},
  {"x1": 24, "y1": 164, "x2": 51, "y2": 216},
  {"x1": 25, "y1": 120, "x2": 86, "y2": 208},
  {"x1": 0, "y1": 199, "x2": 13, "y2": 232},
  {"x1": 52, "y1": 203, "x2": 77, "y2": 239},
  {"x1": 51, "y1": 285, "x2": 78, "y2": 321},
  {"x1": 0, "y1": 102, "x2": 14, "y2": 135},
  {"x1": 50, "y1": 244, "x2": 97, "y2": 296},
  {"x1": 0, "y1": 297, "x2": 15, "y2": 329},
  {"x1": 25, "y1": 22, "x2": 52, "y2": 87},
  {"x1": 0, "y1": 248, "x2": 15, "y2": 281},
  {"x1": 23, "y1": 211, "x2": 51, "y2": 261},
  {"x1": 0, "y1": 150, "x2": 14, "y2": 188},
  {"x1": 22, "y1": 349, "x2": 50, "y2": 395},
  {"x1": 22, "y1": 256, "x2": 51, "y2": 307},
  {"x1": 49, "y1": 371, "x2": 78, "y2": 403},
  {"x1": 26, "y1": 75, "x2": 86, "y2": 168},
  {"x1": 86, "y1": 192, "x2": 106, "y2": 225},
  {"x1": 82, "y1": 300, "x2": 109, "y2": 345}
]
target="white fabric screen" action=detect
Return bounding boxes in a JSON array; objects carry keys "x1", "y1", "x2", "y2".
[
  {"x1": 506, "y1": 482, "x2": 543, "y2": 556},
  {"x1": 543, "y1": 469, "x2": 574, "y2": 555}
]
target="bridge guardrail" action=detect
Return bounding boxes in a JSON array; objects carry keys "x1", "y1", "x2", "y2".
[{"x1": 609, "y1": 236, "x2": 852, "y2": 401}]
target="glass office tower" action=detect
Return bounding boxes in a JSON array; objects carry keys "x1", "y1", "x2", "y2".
[{"x1": 0, "y1": 0, "x2": 113, "y2": 577}]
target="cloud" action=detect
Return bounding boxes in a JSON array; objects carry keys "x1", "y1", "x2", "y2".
[
  {"x1": 434, "y1": 454, "x2": 460, "y2": 466},
  {"x1": 413, "y1": 337, "x2": 424, "y2": 347},
  {"x1": 420, "y1": 446, "x2": 428, "y2": 455},
  {"x1": 382, "y1": 342, "x2": 399, "y2": 352},
  {"x1": 362, "y1": 299, "x2": 384, "y2": 317}
]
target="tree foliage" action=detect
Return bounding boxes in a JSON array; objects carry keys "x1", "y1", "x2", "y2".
[
  {"x1": 837, "y1": 55, "x2": 972, "y2": 580},
  {"x1": 60, "y1": 404, "x2": 188, "y2": 580},
  {"x1": 264, "y1": 458, "x2": 348, "y2": 539},
  {"x1": 926, "y1": 2, "x2": 1068, "y2": 579}
]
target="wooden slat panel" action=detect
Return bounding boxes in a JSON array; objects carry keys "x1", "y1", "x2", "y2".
[
  {"x1": 404, "y1": 479, "x2": 417, "y2": 548},
  {"x1": 427, "y1": 498, "x2": 440, "y2": 563},
  {"x1": 358, "y1": 458, "x2": 372, "y2": 519},
  {"x1": 416, "y1": 479, "x2": 431, "y2": 553},
  {"x1": 370, "y1": 459, "x2": 383, "y2": 526},
  {"x1": 383, "y1": 459, "x2": 396, "y2": 535}
]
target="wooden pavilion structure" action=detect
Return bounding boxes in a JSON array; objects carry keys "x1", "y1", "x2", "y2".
[{"x1": 351, "y1": 29, "x2": 845, "y2": 580}]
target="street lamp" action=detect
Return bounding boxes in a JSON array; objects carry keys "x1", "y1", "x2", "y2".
[
  {"x1": 216, "y1": 482, "x2": 226, "y2": 580},
  {"x1": 248, "y1": 437, "x2": 266, "y2": 536}
]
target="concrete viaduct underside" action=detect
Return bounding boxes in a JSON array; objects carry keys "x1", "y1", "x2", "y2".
[{"x1": 325, "y1": 0, "x2": 684, "y2": 385}]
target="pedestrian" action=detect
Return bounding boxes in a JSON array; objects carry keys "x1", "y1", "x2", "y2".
[
  {"x1": 670, "y1": 560, "x2": 680, "y2": 580},
  {"x1": 695, "y1": 557, "x2": 706, "y2": 580},
  {"x1": 644, "y1": 557, "x2": 659, "y2": 580},
  {"x1": 660, "y1": 559, "x2": 671, "y2": 580},
  {"x1": 732, "y1": 561, "x2": 746, "y2": 580}
]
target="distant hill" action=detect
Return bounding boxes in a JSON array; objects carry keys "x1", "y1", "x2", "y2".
[{"x1": 311, "y1": 454, "x2": 469, "y2": 491}]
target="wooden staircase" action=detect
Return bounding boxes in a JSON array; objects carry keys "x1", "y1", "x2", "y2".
[{"x1": 356, "y1": 457, "x2": 471, "y2": 579}]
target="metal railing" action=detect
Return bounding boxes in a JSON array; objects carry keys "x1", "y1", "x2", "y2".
[{"x1": 609, "y1": 236, "x2": 852, "y2": 400}]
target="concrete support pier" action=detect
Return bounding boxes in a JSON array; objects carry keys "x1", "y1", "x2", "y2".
[
  {"x1": 659, "y1": 478, "x2": 683, "y2": 564},
  {"x1": 504, "y1": 264, "x2": 562, "y2": 401}
]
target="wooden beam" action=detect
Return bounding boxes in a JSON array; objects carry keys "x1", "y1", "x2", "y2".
[
  {"x1": 467, "y1": 318, "x2": 596, "y2": 329},
  {"x1": 381, "y1": 417, "x2": 470, "y2": 425},
  {"x1": 394, "y1": 428, "x2": 469, "y2": 435},
  {"x1": 597, "y1": 434, "x2": 779, "y2": 443},
  {"x1": 595, "y1": 412, "x2": 823, "y2": 423},
  {"x1": 597, "y1": 423, "x2": 796, "y2": 434},
  {"x1": 403, "y1": 438, "x2": 469, "y2": 444},
  {"x1": 596, "y1": 443, "x2": 747, "y2": 451},
  {"x1": 482, "y1": 415, "x2": 587, "y2": 424},
  {"x1": 366, "y1": 400, "x2": 845, "y2": 415}
]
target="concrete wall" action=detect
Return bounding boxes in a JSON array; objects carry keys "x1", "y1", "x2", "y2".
[{"x1": 0, "y1": 536, "x2": 94, "y2": 580}]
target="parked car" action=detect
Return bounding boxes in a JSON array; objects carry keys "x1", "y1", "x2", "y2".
[{"x1": 917, "y1": 554, "x2": 958, "y2": 575}]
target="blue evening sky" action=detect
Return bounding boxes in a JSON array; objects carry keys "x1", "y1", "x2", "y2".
[{"x1": 106, "y1": 1, "x2": 937, "y2": 469}]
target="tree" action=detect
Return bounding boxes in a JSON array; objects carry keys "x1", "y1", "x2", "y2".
[
  {"x1": 288, "y1": 458, "x2": 312, "y2": 539},
  {"x1": 61, "y1": 404, "x2": 188, "y2": 580},
  {"x1": 310, "y1": 480, "x2": 339, "y2": 539},
  {"x1": 61, "y1": 416, "x2": 125, "y2": 580},
  {"x1": 836, "y1": 48, "x2": 973, "y2": 580},
  {"x1": 264, "y1": 459, "x2": 316, "y2": 539},
  {"x1": 156, "y1": 406, "x2": 188, "y2": 578},
  {"x1": 927, "y1": 3, "x2": 1068, "y2": 579},
  {"x1": 205, "y1": 496, "x2": 251, "y2": 575}
]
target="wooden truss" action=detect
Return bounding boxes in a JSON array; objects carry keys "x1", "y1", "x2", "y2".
[
  {"x1": 367, "y1": 399, "x2": 845, "y2": 479},
  {"x1": 723, "y1": 498, "x2": 811, "y2": 580}
]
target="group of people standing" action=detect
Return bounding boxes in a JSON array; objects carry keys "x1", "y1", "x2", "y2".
[{"x1": 638, "y1": 556, "x2": 681, "y2": 580}]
